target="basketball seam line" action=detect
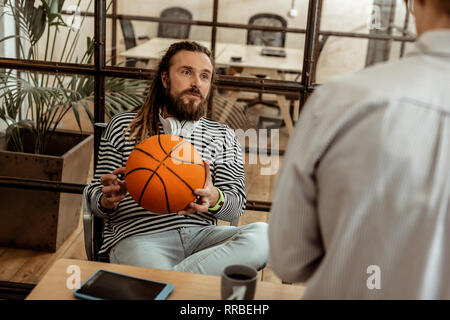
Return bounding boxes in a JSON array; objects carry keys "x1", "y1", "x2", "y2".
[
  {"x1": 128, "y1": 143, "x2": 202, "y2": 213},
  {"x1": 127, "y1": 167, "x2": 171, "y2": 214},
  {"x1": 168, "y1": 138, "x2": 204, "y2": 166},
  {"x1": 158, "y1": 134, "x2": 169, "y2": 156},
  {"x1": 133, "y1": 146, "x2": 200, "y2": 194},
  {"x1": 159, "y1": 136, "x2": 203, "y2": 166}
]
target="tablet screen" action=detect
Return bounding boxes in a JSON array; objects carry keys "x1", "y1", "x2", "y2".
[{"x1": 74, "y1": 269, "x2": 173, "y2": 300}]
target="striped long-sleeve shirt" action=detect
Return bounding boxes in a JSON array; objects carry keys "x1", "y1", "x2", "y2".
[{"x1": 86, "y1": 112, "x2": 246, "y2": 254}]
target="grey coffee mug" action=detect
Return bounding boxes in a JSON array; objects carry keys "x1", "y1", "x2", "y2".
[{"x1": 221, "y1": 264, "x2": 258, "y2": 300}]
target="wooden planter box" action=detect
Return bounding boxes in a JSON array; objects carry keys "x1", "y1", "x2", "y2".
[{"x1": 0, "y1": 130, "x2": 93, "y2": 252}]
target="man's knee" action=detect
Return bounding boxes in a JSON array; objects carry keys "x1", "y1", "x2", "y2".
[
  {"x1": 243, "y1": 222, "x2": 269, "y2": 241},
  {"x1": 240, "y1": 222, "x2": 269, "y2": 261}
]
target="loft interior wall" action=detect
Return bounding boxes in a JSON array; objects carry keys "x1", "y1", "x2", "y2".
[
  {"x1": 33, "y1": 0, "x2": 95, "y2": 64},
  {"x1": 0, "y1": 3, "x2": 23, "y2": 133},
  {"x1": 20, "y1": 0, "x2": 417, "y2": 86},
  {"x1": 316, "y1": 0, "x2": 416, "y2": 83}
]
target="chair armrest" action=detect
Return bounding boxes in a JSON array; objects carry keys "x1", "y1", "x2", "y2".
[{"x1": 82, "y1": 186, "x2": 94, "y2": 261}]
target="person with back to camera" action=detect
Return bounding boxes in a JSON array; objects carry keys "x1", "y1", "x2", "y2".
[
  {"x1": 268, "y1": 0, "x2": 450, "y2": 299},
  {"x1": 85, "y1": 41, "x2": 268, "y2": 275}
]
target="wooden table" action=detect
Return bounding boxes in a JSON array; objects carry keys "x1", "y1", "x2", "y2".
[
  {"x1": 121, "y1": 37, "x2": 304, "y2": 135},
  {"x1": 26, "y1": 258, "x2": 305, "y2": 300},
  {"x1": 215, "y1": 43, "x2": 302, "y2": 73}
]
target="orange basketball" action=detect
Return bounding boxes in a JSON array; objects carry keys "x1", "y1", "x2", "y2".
[{"x1": 125, "y1": 134, "x2": 206, "y2": 214}]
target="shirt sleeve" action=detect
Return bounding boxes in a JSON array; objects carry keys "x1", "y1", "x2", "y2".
[
  {"x1": 210, "y1": 127, "x2": 246, "y2": 222},
  {"x1": 85, "y1": 118, "x2": 125, "y2": 217},
  {"x1": 268, "y1": 86, "x2": 336, "y2": 283}
]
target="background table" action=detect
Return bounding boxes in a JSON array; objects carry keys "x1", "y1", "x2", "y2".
[
  {"x1": 121, "y1": 37, "x2": 229, "y2": 68},
  {"x1": 26, "y1": 258, "x2": 306, "y2": 300}
]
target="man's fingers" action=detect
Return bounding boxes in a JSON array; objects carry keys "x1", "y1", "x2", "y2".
[
  {"x1": 100, "y1": 174, "x2": 117, "y2": 186},
  {"x1": 189, "y1": 201, "x2": 209, "y2": 212},
  {"x1": 112, "y1": 167, "x2": 126, "y2": 177},
  {"x1": 177, "y1": 207, "x2": 196, "y2": 215},
  {"x1": 109, "y1": 194, "x2": 125, "y2": 203},
  {"x1": 203, "y1": 161, "x2": 213, "y2": 187},
  {"x1": 102, "y1": 185, "x2": 121, "y2": 195},
  {"x1": 103, "y1": 193, "x2": 125, "y2": 205},
  {"x1": 194, "y1": 188, "x2": 210, "y2": 197},
  {"x1": 112, "y1": 166, "x2": 126, "y2": 174},
  {"x1": 204, "y1": 161, "x2": 210, "y2": 176},
  {"x1": 101, "y1": 168, "x2": 126, "y2": 186}
]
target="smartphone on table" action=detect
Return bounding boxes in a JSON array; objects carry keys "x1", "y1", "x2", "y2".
[{"x1": 73, "y1": 269, "x2": 174, "y2": 300}]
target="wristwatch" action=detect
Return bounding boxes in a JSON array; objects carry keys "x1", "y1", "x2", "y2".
[{"x1": 208, "y1": 187, "x2": 224, "y2": 213}]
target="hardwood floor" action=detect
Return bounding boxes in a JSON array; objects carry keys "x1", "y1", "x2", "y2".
[{"x1": 0, "y1": 126, "x2": 295, "y2": 289}]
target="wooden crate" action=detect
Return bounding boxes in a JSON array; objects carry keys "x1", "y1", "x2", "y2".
[{"x1": 0, "y1": 130, "x2": 93, "y2": 252}]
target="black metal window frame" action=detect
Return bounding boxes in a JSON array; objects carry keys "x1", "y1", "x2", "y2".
[
  {"x1": 0, "y1": 0, "x2": 415, "y2": 205},
  {"x1": 0, "y1": 0, "x2": 416, "y2": 117}
]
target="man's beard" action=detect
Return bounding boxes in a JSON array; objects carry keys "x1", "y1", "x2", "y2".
[{"x1": 164, "y1": 81, "x2": 208, "y2": 122}]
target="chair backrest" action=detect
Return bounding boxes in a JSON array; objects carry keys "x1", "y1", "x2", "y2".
[
  {"x1": 247, "y1": 13, "x2": 287, "y2": 48},
  {"x1": 211, "y1": 92, "x2": 255, "y2": 131},
  {"x1": 119, "y1": 19, "x2": 138, "y2": 68},
  {"x1": 119, "y1": 19, "x2": 137, "y2": 50},
  {"x1": 83, "y1": 123, "x2": 110, "y2": 262},
  {"x1": 157, "y1": 7, "x2": 192, "y2": 39}
]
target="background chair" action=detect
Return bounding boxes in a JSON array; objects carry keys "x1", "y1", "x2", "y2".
[
  {"x1": 244, "y1": 15, "x2": 330, "y2": 130},
  {"x1": 157, "y1": 7, "x2": 192, "y2": 39},
  {"x1": 211, "y1": 91, "x2": 256, "y2": 131},
  {"x1": 83, "y1": 184, "x2": 109, "y2": 262},
  {"x1": 245, "y1": 13, "x2": 288, "y2": 129},
  {"x1": 247, "y1": 13, "x2": 287, "y2": 47},
  {"x1": 119, "y1": 19, "x2": 150, "y2": 68}
]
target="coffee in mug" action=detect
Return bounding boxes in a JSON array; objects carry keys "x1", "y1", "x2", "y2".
[{"x1": 221, "y1": 264, "x2": 258, "y2": 300}]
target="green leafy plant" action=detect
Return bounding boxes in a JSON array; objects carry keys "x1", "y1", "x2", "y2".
[{"x1": 0, "y1": 0, "x2": 148, "y2": 154}]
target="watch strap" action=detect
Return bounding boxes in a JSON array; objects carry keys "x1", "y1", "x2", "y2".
[{"x1": 208, "y1": 187, "x2": 224, "y2": 212}]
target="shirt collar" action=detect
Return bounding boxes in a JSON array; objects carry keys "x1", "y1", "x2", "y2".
[{"x1": 409, "y1": 29, "x2": 450, "y2": 57}]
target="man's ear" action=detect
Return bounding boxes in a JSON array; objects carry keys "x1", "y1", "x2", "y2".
[{"x1": 161, "y1": 71, "x2": 168, "y2": 89}]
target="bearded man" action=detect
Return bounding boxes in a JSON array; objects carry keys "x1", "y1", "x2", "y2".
[{"x1": 86, "y1": 41, "x2": 268, "y2": 275}]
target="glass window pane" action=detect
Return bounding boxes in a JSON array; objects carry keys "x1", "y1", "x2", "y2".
[
  {"x1": 316, "y1": 37, "x2": 369, "y2": 83},
  {"x1": 116, "y1": 0, "x2": 212, "y2": 21},
  {"x1": 0, "y1": 0, "x2": 95, "y2": 64},
  {"x1": 321, "y1": 0, "x2": 416, "y2": 36},
  {"x1": 211, "y1": 87, "x2": 289, "y2": 177},
  {"x1": 213, "y1": 85, "x2": 299, "y2": 139},
  {"x1": 110, "y1": 23, "x2": 214, "y2": 69},
  {"x1": 216, "y1": 27, "x2": 304, "y2": 83},
  {"x1": 103, "y1": 76, "x2": 150, "y2": 119},
  {"x1": 0, "y1": 70, "x2": 149, "y2": 136},
  {"x1": 317, "y1": 0, "x2": 416, "y2": 83},
  {"x1": 109, "y1": 0, "x2": 214, "y2": 68},
  {"x1": 218, "y1": 0, "x2": 309, "y2": 30},
  {"x1": 0, "y1": 70, "x2": 95, "y2": 152}
]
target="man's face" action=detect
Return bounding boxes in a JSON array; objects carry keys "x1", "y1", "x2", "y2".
[{"x1": 161, "y1": 50, "x2": 213, "y2": 121}]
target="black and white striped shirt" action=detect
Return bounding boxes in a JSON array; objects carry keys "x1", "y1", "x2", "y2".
[{"x1": 86, "y1": 112, "x2": 246, "y2": 254}]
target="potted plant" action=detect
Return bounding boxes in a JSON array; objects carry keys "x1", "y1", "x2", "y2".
[{"x1": 0, "y1": 0, "x2": 148, "y2": 251}]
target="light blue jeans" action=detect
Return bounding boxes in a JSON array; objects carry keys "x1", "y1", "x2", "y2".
[{"x1": 109, "y1": 222, "x2": 268, "y2": 276}]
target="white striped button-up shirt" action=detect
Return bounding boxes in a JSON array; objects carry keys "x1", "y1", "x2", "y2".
[{"x1": 268, "y1": 30, "x2": 450, "y2": 299}]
